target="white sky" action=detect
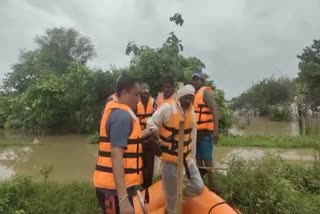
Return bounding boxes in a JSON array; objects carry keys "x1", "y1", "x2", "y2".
[{"x1": 1, "y1": 0, "x2": 320, "y2": 98}]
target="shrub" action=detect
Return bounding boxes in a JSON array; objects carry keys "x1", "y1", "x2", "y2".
[{"x1": 211, "y1": 154, "x2": 320, "y2": 214}]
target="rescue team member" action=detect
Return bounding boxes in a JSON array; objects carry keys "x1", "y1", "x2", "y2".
[
  {"x1": 147, "y1": 84, "x2": 204, "y2": 214},
  {"x1": 156, "y1": 75, "x2": 177, "y2": 109},
  {"x1": 93, "y1": 75, "x2": 157, "y2": 214},
  {"x1": 191, "y1": 70, "x2": 219, "y2": 187},
  {"x1": 136, "y1": 83, "x2": 157, "y2": 130}
]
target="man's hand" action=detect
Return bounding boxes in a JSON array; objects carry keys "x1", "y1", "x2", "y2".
[
  {"x1": 212, "y1": 130, "x2": 219, "y2": 144},
  {"x1": 119, "y1": 198, "x2": 134, "y2": 214},
  {"x1": 142, "y1": 127, "x2": 158, "y2": 139}
]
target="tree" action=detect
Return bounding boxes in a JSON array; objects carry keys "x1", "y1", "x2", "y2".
[
  {"x1": 35, "y1": 27, "x2": 96, "y2": 70},
  {"x1": 126, "y1": 13, "x2": 206, "y2": 95},
  {"x1": 125, "y1": 13, "x2": 231, "y2": 130},
  {"x1": 231, "y1": 77, "x2": 296, "y2": 116},
  {"x1": 0, "y1": 15, "x2": 232, "y2": 134},
  {"x1": 0, "y1": 27, "x2": 98, "y2": 133},
  {"x1": 3, "y1": 27, "x2": 96, "y2": 93},
  {"x1": 297, "y1": 39, "x2": 320, "y2": 109},
  {"x1": 3, "y1": 50, "x2": 42, "y2": 93}
]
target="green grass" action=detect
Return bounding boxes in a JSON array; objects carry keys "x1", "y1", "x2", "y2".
[
  {"x1": 219, "y1": 135, "x2": 320, "y2": 148},
  {"x1": 0, "y1": 177, "x2": 101, "y2": 214}
]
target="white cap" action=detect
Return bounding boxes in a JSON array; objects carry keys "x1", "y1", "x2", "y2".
[{"x1": 177, "y1": 84, "x2": 195, "y2": 99}]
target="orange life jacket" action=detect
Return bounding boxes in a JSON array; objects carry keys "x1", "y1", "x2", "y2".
[
  {"x1": 136, "y1": 97, "x2": 155, "y2": 130},
  {"x1": 93, "y1": 101, "x2": 143, "y2": 190},
  {"x1": 193, "y1": 86, "x2": 214, "y2": 131},
  {"x1": 156, "y1": 92, "x2": 177, "y2": 109},
  {"x1": 159, "y1": 101, "x2": 193, "y2": 164}
]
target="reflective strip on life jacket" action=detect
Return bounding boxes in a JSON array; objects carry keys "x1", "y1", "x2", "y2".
[
  {"x1": 136, "y1": 97, "x2": 155, "y2": 130},
  {"x1": 159, "y1": 101, "x2": 194, "y2": 178}
]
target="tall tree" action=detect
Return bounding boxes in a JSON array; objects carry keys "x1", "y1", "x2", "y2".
[
  {"x1": 125, "y1": 13, "x2": 206, "y2": 94},
  {"x1": 231, "y1": 77, "x2": 296, "y2": 115},
  {"x1": 35, "y1": 27, "x2": 96, "y2": 70},
  {"x1": 297, "y1": 39, "x2": 320, "y2": 109},
  {"x1": 1, "y1": 27, "x2": 98, "y2": 133},
  {"x1": 3, "y1": 27, "x2": 96, "y2": 93}
]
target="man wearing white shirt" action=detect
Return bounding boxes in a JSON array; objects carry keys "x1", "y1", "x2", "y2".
[{"x1": 147, "y1": 84, "x2": 204, "y2": 214}]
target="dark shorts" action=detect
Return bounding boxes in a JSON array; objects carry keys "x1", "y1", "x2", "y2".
[
  {"x1": 96, "y1": 190, "x2": 134, "y2": 214},
  {"x1": 196, "y1": 134, "x2": 214, "y2": 161}
]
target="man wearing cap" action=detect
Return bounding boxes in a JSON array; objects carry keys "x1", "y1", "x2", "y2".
[
  {"x1": 147, "y1": 84, "x2": 204, "y2": 214},
  {"x1": 191, "y1": 70, "x2": 219, "y2": 187}
]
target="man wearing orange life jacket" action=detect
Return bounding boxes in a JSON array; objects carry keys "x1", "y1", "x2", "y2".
[
  {"x1": 147, "y1": 84, "x2": 204, "y2": 214},
  {"x1": 136, "y1": 83, "x2": 157, "y2": 130},
  {"x1": 93, "y1": 75, "x2": 156, "y2": 214},
  {"x1": 191, "y1": 70, "x2": 219, "y2": 188},
  {"x1": 154, "y1": 75, "x2": 177, "y2": 180},
  {"x1": 156, "y1": 75, "x2": 177, "y2": 109}
]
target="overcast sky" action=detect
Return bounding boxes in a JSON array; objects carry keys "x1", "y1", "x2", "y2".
[{"x1": 1, "y1": 0, "x2": 320, "y2": 98}]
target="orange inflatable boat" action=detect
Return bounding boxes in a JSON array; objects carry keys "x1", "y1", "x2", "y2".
[{"x1": 133, "y1": 180, "x2": 240, "y2": 214}]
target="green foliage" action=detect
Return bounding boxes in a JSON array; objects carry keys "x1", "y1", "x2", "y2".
[
  {"x1": 124, "y1": 13, "x2": 230, "y2": 130},
  {"x1": 3, "y1": 50, "x2": 42, "y2": 93},
  {"x1": 4, "y1": 69, "x2": 110, "y2": 133},
  {"x1": 270, "y1": 104, "x2": 292, "y2": 121},
  {"x1": 1, "y1": 154, "x2": 319, "y2": 214},
  {"x1": 88, "y1": 132, "x2": 99, "y2": 144},
  {"x1": 297, "y1": 63, "x2": 320, "y2": 109},
  {"x1": 0, "y1": 176, "x2": 100, "y2": 214},
  {"x1": 296, "y1": 39, "x2": 320, "y2": 109},
  {"x1": 0, "y1": 27, "x2": 103, "y2": 133},
  {"x1": 125, "y1": 13, "x2": 206, "y2": 96},
  {"x1": 169, "y1": 13, "x2": 184, "y2": 26},
  {"x1": 0, "y1": 93, "x2": 10, "y2": 127},
  {"x1": 1, "y1": 14, "x2": 231, "y2": 134},
  {"x1": 214, "y1": 89, "x2": 234, "y2": 132},
  {"x1": 211, "y1": 155, "x2": 320, "y2": 214},
  {"x1": 40, "y1": 163, "x2": 54, "y2": 182},
  {"x1": 34, "y1": 27, "x2": 96, "y2": 70},
  {"x1": 3, "y1": 27, "x2": 96, "y2": 93},
  {"x1": 232, "y1": 77, "x2": 296, "y2": 116}
]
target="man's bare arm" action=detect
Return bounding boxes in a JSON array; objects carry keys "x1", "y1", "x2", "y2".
[
  {"x1": 111, "y1": 147, "x2": 127, "y2": 199},
  {"x1": 203, "y1": 90, "x2": 219, "y2": 142}
]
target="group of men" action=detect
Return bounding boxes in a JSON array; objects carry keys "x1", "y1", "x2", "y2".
[{"x1": 93, "y1": 70, "x2": 219, "y2": 214}]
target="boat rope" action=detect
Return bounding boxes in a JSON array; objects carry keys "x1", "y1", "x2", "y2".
[{"x1": 208, "y1": 201, "x2": 241, "y2": 214}]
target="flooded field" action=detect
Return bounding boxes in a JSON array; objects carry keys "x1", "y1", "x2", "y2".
[{"x1": 0, "y1": 130, "x2": 316, "y2": 181}]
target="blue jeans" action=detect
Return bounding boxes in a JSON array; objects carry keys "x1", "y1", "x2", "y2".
[{"x1": 196, "y1": 134, "x2": 213, "y2": 161}]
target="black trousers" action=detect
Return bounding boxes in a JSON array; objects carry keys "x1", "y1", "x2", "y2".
[{"x1": 96, "y1": 190, "x2": 134, "y2": 214}]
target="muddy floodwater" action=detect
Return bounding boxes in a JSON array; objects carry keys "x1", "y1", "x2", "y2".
[
  {"x1": 230, "y1": 116, "x2": 320, "y2": 136},
  {"x1": 0, "y1": 129, "x2": 316, "y2": 182}
]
